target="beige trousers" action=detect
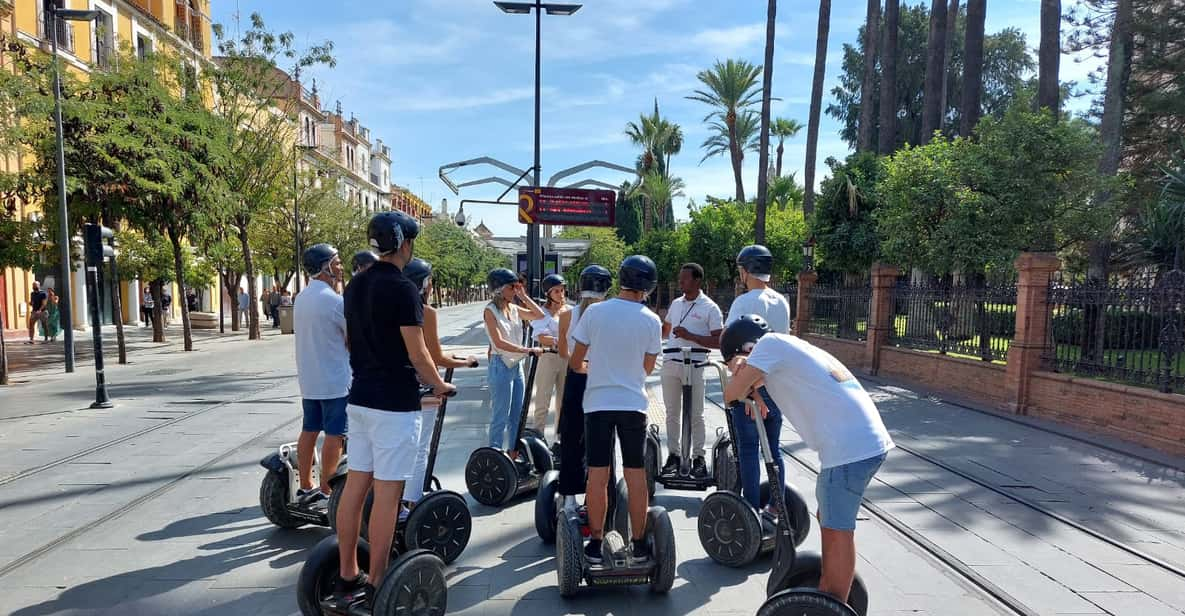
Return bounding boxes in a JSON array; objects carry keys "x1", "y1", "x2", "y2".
[
  {"x1": 661, "y1": 363, "x2": 706, "y2": 458},
  {"x1": 532, "y1": 351, "x2": 568, "y2": 434}
]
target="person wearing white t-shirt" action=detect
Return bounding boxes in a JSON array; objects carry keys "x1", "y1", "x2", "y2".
[
  {"x1": 725, "y1": 244, "x2": 792, "y2": 333},
  {"x1": 659, "y1": 263, "x2": 723, "y2": 478},
  {"x1": 721, "y1": 314, "x2": 894, "y2": 608},
  {"x1": 293, "y1": 243, "x2": 349, "y2": 505},
  {"x1": 569, "y1": 255, "x2": 662, "y2": 566}
]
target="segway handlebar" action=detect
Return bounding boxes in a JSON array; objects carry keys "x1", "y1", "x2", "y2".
[
  {"x1": 453, "y1": 354, "x2": 479, "y2": 368},
  {"x1": 419, "y1": 385, "x2": 458, "y2": 399}
]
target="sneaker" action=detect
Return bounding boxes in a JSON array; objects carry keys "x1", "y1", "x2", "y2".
[
  {"x1": 297, "y1": 488, "x2": 327, "y2": 506},
  {"x1": 584, "y1": 539, "x2": 603, "y2": 564},
  {"x1": 329, "y1": 572, "x2": 370, "y2": 608},
  {"x1": 398, "y1": 501, "x2": 412, "y2": 523},
  {"x1": 631, "y1": 539, "x2": 652, "y2": 563},
  {"x1": 661, "y1": 454, "x2": 681, "y2": 475},
  {"x1": 691, "y1": 456, "x2": 708, "y2": 479}
]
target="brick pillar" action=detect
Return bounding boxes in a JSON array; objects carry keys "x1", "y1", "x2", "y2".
[
  {"x1": 793, "y1": 270, "x2": 818, "y2": 337},
  {"x1": 865, "y1": 264, "x2": 901, "y2": 375},
  {"x1": 1004, "y1": 252, "x2": 1061, "y2": 414}
]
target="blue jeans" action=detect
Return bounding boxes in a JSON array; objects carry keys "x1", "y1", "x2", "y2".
[
  {"x1": 729, "y1": 387, "x2": 786, "y2": 509},
  {"x1": 487, "y1": 357, "x2": 525, "y2": 450},
  {"x1": 817, "y1": 453, "x2": 886, "y2": 530}
]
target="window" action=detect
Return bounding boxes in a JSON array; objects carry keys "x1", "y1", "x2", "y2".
[
  {"x1": 136, "y1": 33, "x2": 153, "y2": 59},
  {"x1": 93, "y1": 9, "x2": 114, "y2": 68},
  {"x1": 42, "y1": 0, "x2": 72, "y2": 52}
]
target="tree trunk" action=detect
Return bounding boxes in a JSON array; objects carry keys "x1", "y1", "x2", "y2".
[
  {"x1": 755, "y1": 0, "x2": 777, "y2": 243},
  {"x1": 237, "y1": 221, "x2": 262, "y2": 340},
  {"x1": 939, "y1": 0, "x2": 959, "y2": 133},
  {"x1": 878, "y1": 0, "x2": 900, "y2": 155},
  {"x1": 775, "y1": 141, "x2": 784, "y2": 178},
  {"x1": 728, "y1": 111, "x2": 746, "y2": 204},
  {"x1": 803, "y1": 0, "x2": 832, "y2": 218},
  {"x1": 959, "y1": 0, "x2": 987, "y2": 137},
  {"x1": 921, "y1": 0, "x2": 949, "y2": 143},
  {"x1": 1037, "y1": 0, "x2": 1061, "y2": 115},
  {"x1": 221, "y1": 268, "x2": 241, "y2": 332},
  {"x1": 857, "y1": 0, "x2": 881, "y2": 152},
  {"x1": 101, "y1": 209, "x2": 127, "y2": 364},
  {"x1": 165, "y1": 225, "x2": 194, "y2": 352},
  {"x1": 0, "y1": 311, "x2": 9, "y2": 385},
  {"x1": 150, "y1": 279, "x2": 165, "y2": 343}
]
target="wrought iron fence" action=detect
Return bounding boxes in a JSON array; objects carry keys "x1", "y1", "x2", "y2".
[
  {"x1": 1044, "y1": 270, "x2": 1185, "y2": 393},
  {"x1": 889, "y1": 282, "x2": 1017, "y2": 361},
  {"x1": 806, "y1": 283, "x2": 871, "y2": 341}
]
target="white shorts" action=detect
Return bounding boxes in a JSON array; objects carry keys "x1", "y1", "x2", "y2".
[{"x1": 346, "y1": 404, "x2": 421, "y2": 482}]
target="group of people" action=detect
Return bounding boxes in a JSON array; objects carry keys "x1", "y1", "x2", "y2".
[
  {"x1": 24, "y1": 281, "x2": 61, "y2": 344},
  {"x1": 290, "y1": 207, "x2": 893, "y2": 609}
]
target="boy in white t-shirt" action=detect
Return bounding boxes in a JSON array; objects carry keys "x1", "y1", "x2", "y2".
[
  {"x1": 660, "y1": 263, "x2": 723, "y2": 478},
  {"x1": 720, "y1": 314, "x2": 893, "y2": 608},
  {"x1": 569, "y1": 255, "x2": 663, "y2": 565}
]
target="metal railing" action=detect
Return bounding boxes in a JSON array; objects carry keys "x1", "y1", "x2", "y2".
[
  {"x1": 889, "y1": 282, "x2": 1017, "y2": 362},
  {"x1": 38, "y1": 5, "x2": 74, "y2": 53},
  {"x1": 807, "y1": 282, "x2": 871, "y2": 341},
  {"x1": 1044, "y1": 270, "x2": 1185, "y2": 393}
]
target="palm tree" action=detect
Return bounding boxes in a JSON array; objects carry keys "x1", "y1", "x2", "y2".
[
  {"x1": 700, "y1": 110, "x2": 762, "y2": 164},
  {"x1": 877, "y1": 0, "x2": 900, "y2": 155},
  {"x1": 1037, "y1": 0, "x2": 1061, "y2": 115},
  {"x1": 921, "y1": 0, "x2": 949, "y2": 143},
  {"x1": 770, "y1": 117, "x2": 804, "y2": 178},
  {"x1": 803, "y1": 0, "x2": 832, "y2": 218},
  {"x1": 856, "y1": 0, "x2": 881, "y2": 152},
  {"x1": 625, "y1": 99, "x2": 683, "y2": 178},
  {"x1": 769, "y1": 173, "x2": 804, "y2": 210},
  {"x1": 959, "y1": 0, "x2": 987, "y2": 136},
  {"x1": 632, "y1": 171, "x2": 686, "y2": 231},
  {"x1": 687, "y1": 59, "x2": 763, "y2": 203},
  {"x1": 755, "y1": 0, "x2": 779, "y2": 243}
]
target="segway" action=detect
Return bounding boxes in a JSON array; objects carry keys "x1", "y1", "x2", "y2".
[
  {"x1": 651, "y1": 349, "x2": 737, "y2": 494},
  {"x1": 534, "y1": 462, "x2": 629, "y2": 544},
  {"x1": 259, "y1": 420, "x2": 349, "y2": 529},
  {"x1": 555, "y1": 486, "x2": 677, "y2": 597},
  {"x1": 297, "y1": 536, "x2": 447, "y2": 616},
  {"x1": 465, "y1": 350, "x2": 554, "y2": 506},
  {"x1": 739, "y1": 399, "x2": 868, "y2": 616},
  {"x1": 327, "y1": 368, "x2": 472, "y2": 564},
  {"x1": 698, "y1": 398, "x2": 811, "y2": 567}
]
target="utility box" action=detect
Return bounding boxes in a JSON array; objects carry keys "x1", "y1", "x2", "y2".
[{"x1": 278, "y1": 305, "x2": 294, "y2": 335}]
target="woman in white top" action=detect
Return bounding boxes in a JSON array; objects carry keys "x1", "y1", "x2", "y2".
[
  {"x1": 530, "y1": 274, "x2": 571, "y2": 436},
  {"x1": 483, "y1": 269, "x2": 545, "y2": 457}
]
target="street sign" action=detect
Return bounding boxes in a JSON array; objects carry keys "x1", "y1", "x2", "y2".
[{"x1": 518, "y1": 187, "x2": 615, "y2": 227}]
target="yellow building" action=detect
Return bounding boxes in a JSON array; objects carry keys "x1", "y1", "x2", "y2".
[{"x1": 1, "y1": 0, "x2": 214, "y2": 335}]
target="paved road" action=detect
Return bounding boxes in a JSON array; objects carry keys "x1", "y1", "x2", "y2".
[{"x1": 1, "y1": 305, "x2": 1182, "y2": 615}]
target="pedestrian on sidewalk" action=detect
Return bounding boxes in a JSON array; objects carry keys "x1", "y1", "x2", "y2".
[
  {"x1": 332, "y1": 211, "x2": 454, "y2": 603},
  {"x1": 185, "y1": 288, "x2": 199, "y2": 313},
  {"x1": 237, "y1": 287, "x2": 250, "y2": 324},
  {"x1": 483, "y1": 268, "x2": 545, "y2": 459},
  {"x1": 569, "y1": 255, "x2": 663, "y2": 565},
  {"x1": 26, "y1": 281, "x2": 47, "y2": 344},
  {"x1": 141, "y1": 287, "x2": 154, "y2": 326},
  {"x1": 555, "y1": 264, "x2": 612, "y2": 512},
  {"x1": 269, "y1": 286, "x2": 282, "y2": 328},
  {"x1": 529, "y1": 273, "x2": 569, "y2": 437},
  {"x1": 293, "y1": 243, "x2": 349, "y2": 506},
  {"x1": 721, "y1": 315, "x2": 894, "y2": 607},
  {"x1": 38, "y1": 288, "x2": 61, "y2": 342},
  {"x1": 659, "y1": 263, "x2": 723, "y2": 479},
  {"x1": 161, "y1": 291, "x2": 172, "y2": 326}
]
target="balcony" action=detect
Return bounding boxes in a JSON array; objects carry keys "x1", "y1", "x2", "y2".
[
  {"x1": 173, "y1": 0, "x2": 205, "y2": 53},
  {"x1": 37, "y1": 3, "x2": 74, "y2": 53}
]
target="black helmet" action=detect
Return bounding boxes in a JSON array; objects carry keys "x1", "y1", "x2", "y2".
[
  {"x1": 389, "y1": 210, "x2": 421, "y2": 242},
  {"x1": 486, "y1": 268, "x2": 518, "y2": 292},
  {"x1": 368, "y1": 212, "x2": 405, "y2": 255},
  {"x1": 619, "y1": 255, "x2": 658, "y2": 293},
  {"x1": 720, "y1": 314, "x2": 771, "y2": 362},
  {"x1": 404, "y1": 257, "x2": 433, "y2": 294},
  {"x1": 737, "y1": 244, "x2": 774, "y2": 276},
  {"x1": 351, "y1": 250, "x2": 378, "y2": 273},
  {"x1": 579, "y1": 265, "x2": 612, "y2": 296},
  {"x1": 302, "y1": 243, "x2": 338, "y2": 276},
  {"x1": 541, "y1": 274, "x2": 566, "y2": 296}
]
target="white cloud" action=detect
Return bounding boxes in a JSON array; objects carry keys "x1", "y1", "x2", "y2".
[
  {"x1": 382, "y1": 86, "x2": 540, "y2": 112},
  {"x1": 690, "y1": 23, "x2": 767, "y2": 57}
]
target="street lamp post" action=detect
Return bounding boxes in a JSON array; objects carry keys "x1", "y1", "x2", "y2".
[
  {"x1": 495, "y1": 0, "x2": 581, "y2": 297},
  {"x1": 802, "y1": 238, "x2": 816, "y2": 271},
  {"x1": 50, "y1": 7, "x2": 99, "y2": 373}
]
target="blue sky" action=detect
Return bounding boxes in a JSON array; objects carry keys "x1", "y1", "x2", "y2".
[{"x1": 214, "y1": 0, "x2": 1100, "y2": 237}]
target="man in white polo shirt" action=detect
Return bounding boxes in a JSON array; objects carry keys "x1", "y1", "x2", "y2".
[
  {"x1": 660, "y1": 263, "x2": 723, "y2": 478},
  {"x1": 293, "y1": 243, "x2": 350, "y2": 505}
]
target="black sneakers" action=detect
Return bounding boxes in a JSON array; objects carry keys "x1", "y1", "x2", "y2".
[
  {"x1": 631, "y1": 539, "x2": 652, "y2": 563},
  {"x1": 661, "y1": 454, "x2": 681, "y2": 475},
  {"x1": 297, "y1": 488, "x2": 328, "y2": 506},
  {"x1": 584, "y1": 539, "x2": 603, "y2": 564},
  {"x1": 691, "y1": 456, "x2": 709, "y2": 479},
  {"x1": 326, "y1": 572, "x2": 371, "y2": 611}
]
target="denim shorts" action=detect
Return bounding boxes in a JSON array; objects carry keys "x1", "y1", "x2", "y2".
[
  {"x1": 816, "y1": 452, "x2": 887, "y2": 531},
  {"x1": 301, "y1": 396, "x2": 349, "y2": 436}
]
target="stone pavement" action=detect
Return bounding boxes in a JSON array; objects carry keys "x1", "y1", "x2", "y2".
[{"x1": 1, "y1": 313, "x2": 1183, "y2": 615}]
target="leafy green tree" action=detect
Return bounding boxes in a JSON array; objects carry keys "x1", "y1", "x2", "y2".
[
  {"x1": 632, "y1": 225, "x2": 690, "y2": 302},
  {"x1": 633, "y1": 171, "x2": 685, "y2": 232},
  {"x1": 614, "y1": 182, "x2": 644, "y2": 245},
  {"x1": 415, "y1": 219, "x2": 504, "y2": 302},
  {"x1": 828, "y1": 4, "x2": 1034, "y2": 151},
  {"x1": 560, "y1": 227, "x2": 627, "y2": 292},
  {"x1": 812, "y1": 152, "x2": 885, "y2": 274},
  {"x1": 688, "y1": 59, "x2": 763, "y2": 203}
]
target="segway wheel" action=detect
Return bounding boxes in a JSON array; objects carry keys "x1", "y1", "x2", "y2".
[
  {"x1": 371, "y1": 549, "x2": 447, "y2": 616},
  {"x1": 772, "y1": 552, "x2": 869, "y2": 616},
  {"x1": 556, "y1": 512, "x2": 583, "y2": 598},
  {"x1": 465, "y1": 448, "x2": 517, "y2": 506},
  {"x1": 535, "y1": 471, "x2": 560, "y2": 544},
  {"x1": 612, "y1": 478, "x2": 631, "y2": 538},
  {"x1": 404, "y1": 491, "x2": 472, "y2": 565},
  {"x1": 325, "y1": 476, "x2": 346, "y2": 530},
  {"x1": 756, "y1": 588, "x2": 859, "y2": 616},
  {"x1": 647, "y1": 506, "x2": 676, "y2": 594},
  {"x1": 644, "y1": 428, "x2": 661, "y2": 498},
  {"x1": 524, "y1": 436, "x2": 554, "y2": 474},
  {"x1": 760, "y1": 480, "x2": 812, "y2": 547},
  {"x1": 698, "y1": 491, "x2": 762, "y2": 567},
  {"x1": 260, "y1": 471, "x2": 304, "y2": 529},
  {"x1": 296, "y1": 535, "x2": 370, "y2": 616},
  {"x1": 713, "y1": 437, "x2": 739, "y2": 495}
]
